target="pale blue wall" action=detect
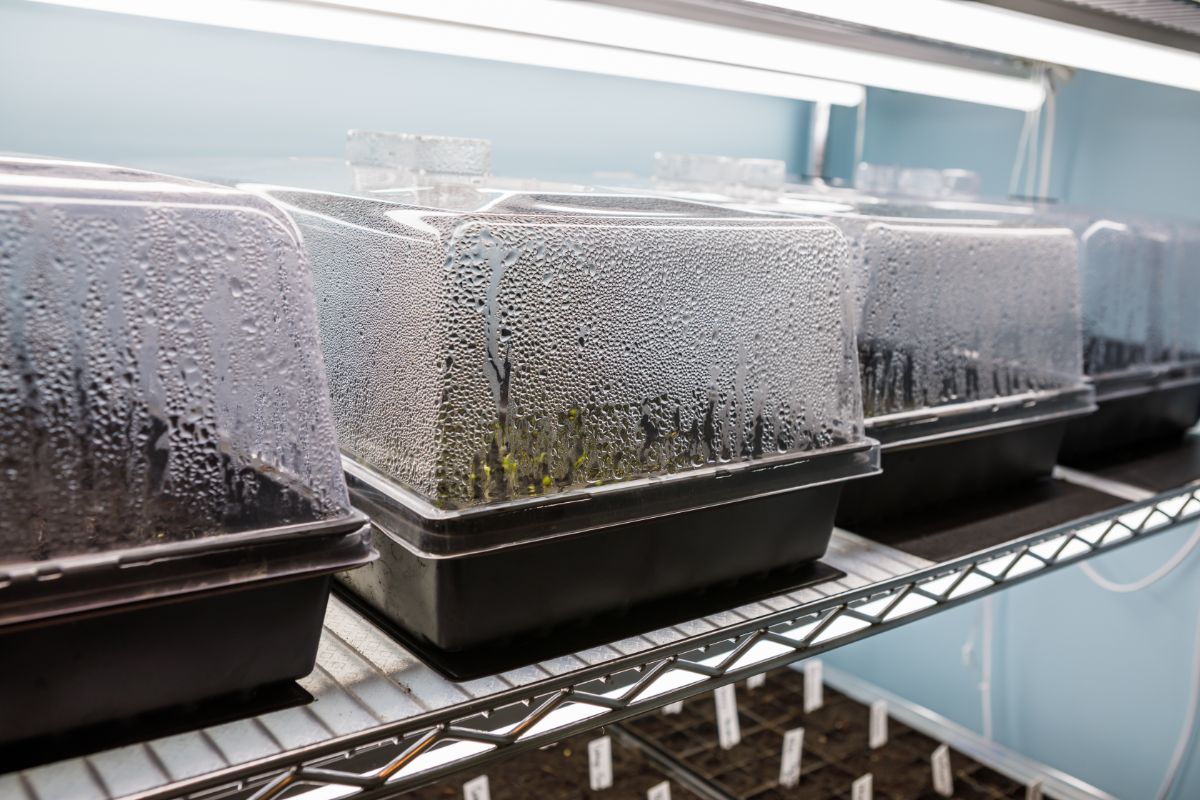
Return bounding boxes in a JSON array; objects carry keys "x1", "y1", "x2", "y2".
[
  {"x1": 853, "y1": 72, "x2": 1200, "y2": 218},
  {"x1": 856, "y1": 88, "x2": 1031, "y2": 197},
  {"x1": 0, "y1": 0, "x2": 812, "y2": 180},
  {"x1": 1056, "y1": 71, "x2": 1200, "y2": 218}
]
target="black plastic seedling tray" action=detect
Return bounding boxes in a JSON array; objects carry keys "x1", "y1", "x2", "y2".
[
  {"x1": 0, "y1": 513, "x2": 372, "y2": 746},
  {"x1": 335, "y1": 561, "x2": 843, "y2": 681},
  {"x1": 340, "y1": 441, "x2": 879, "y2": 657},
  {"x1": 1060, "y1": 371, "x2": 1200, "y2": 463},
  {"x1": 838, "y1": 420, "x2": 1069, "y2": 528},
  {"x1": 838, "y1": 389, "x2": 1095, "y2": 528}
]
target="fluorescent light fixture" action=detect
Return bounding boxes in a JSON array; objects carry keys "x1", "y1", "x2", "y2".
[
  {"x1": 326, "y1": 0, "x2": 1041, "y2": 108},
  {"x1": 766, "y1": 0, "x2": 1200, "y2": 94},
  {"x1": 26, "y1": 0, "x2": 860, "y2": 105},
  {"x1": 25, "y1": 0, "x2": 1046, "y2": 109}
]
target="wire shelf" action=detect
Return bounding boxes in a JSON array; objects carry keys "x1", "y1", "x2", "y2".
[{"x1": 6, "y1": 466, "x2": 1199, "y2": 800}]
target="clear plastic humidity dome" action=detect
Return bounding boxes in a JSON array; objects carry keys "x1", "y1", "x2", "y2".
[
  {"x1": 645, "y1": 153, "x2": 1093, "y2": 524},
  {"x1": 0, "y1": 156, "x2": 371, "y2": 742},
  {"x1": 784, "y1": 169, "x2": 1200, "y2": 460},
  {"x1": 1055, "y1": 214, "x2": 1200, "y2": 457},
  {"x1": 849, "y1": 219, "x2": 1085, "y2": 421},
  {"x1": 256, "y1": 135, "x2": 868, "y2": 514},
  {"x1": 0, "y1": 156, "x2": 354, "y2": 560},
  {"x1": 1072, "y1": 217, "x2": 1200, "y2": 380},
  {"x1": 816, "y1": 211, "x2": 1090, "y2": 524},
  {"x1": 239, "y1": 132, "x2": 879, "y2": 653}
]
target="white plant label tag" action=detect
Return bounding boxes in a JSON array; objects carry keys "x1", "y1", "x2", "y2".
[
  {"x1": 1027, "y1": 781, "x2": 1044, "y2": 800},
  {"x1": 662, "y1": 701, "x2": 683, "y2": 715},
  {"x1": 932, "y1": 744, "x2": 954, "y2": 797},
  {"x1": 714, "y1": 683, "x2": 741, "y2": 749},
  {"x1": 747, "y1": 673, "x2": 766, "y2": 690},
  {"x1": 463, "y1": 775, "x2": 490, "y2": 800},
  {"x1": 588, "y1": 736, "x2": 613, "y2": 790},
  {"x1": 869, "y1": 700, "x2": 888, "y2": 749},
  {"x1": 779, "y1": 727, "x2": 804, "y2": 788},
  {"x1": 647, "y1": 780, "x2": 672, "y2": 800},
  {"x1": 851, "y1": 773, "x2": 873, "y2": 800},
  {"x1": 804, "y1": 660, "x2": 824, "y2": 712}
]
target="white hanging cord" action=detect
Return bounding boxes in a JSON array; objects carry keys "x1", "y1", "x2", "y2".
[
  {"x1": 854, "y1": 93, "x2": 868, "y2": 173},
  {"x1": 980, "y1": 595, "x2": 995, "y2": 740},
  {"x1": 1154, "y1": 610, "x2": 1200, "y2": 800},
  {"x1": 1077, "y1": 523, "x2": 1200, "y2": 799},
  {"x1": 1037, "y1": 71, "x2": 1056, "y2": 199},
  {"x1": 1010, "y1": 67, "x2": 1049, "y2": 198},
  {"x1": 1023, "y1": 72, "x2": 1044, "y2": 200},
  {"x1": 1080, "y1": 525, "x2": 1200, "y2": 593},
  {"x1": 1009, "y1": 105, "x2": 1035, "y2": 197}
]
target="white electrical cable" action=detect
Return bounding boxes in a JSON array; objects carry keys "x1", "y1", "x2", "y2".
[
  {"x1": 1080, "y1": 525, "x2": 1200, "y2": 593},
  {"x1": 1076, "y1": 525, "x2": 1200, "y2": 798},
  {"x1": 978, "y1": 541, "x2": 1200, "y2": 799},
  {"x1": 980, "y1": 595, "x2": 995, "y2": 741},
  {"x1": 1009, "y1": 106, "x2": 1035, "y2": 197},
  {"x1": 1024, "y1": 91, "x2": 1042, "y2": 199},
  {"x1": 853, "y1": 94, "x2": 868, "y2": 173},
  {"x1": 1009, "y1": 68, "x2": 1050, "y2": 200},
  {"x1": 1154, "y1": 610, "x2": 1200, "y2": 800},
  {"x1": 1037, "y1": 74, "x2": 1056, "y2": 199}
]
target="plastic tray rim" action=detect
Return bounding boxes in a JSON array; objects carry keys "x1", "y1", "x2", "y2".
[
  {"x1": 1088, "y1": 361, "x2": 1200, "y2": 402},
  {"x1": 0, "y1": 510, "x2": 370, "y2": 588},
  {"x1": 0, "y1": 523, "x2": 375, "y2": 630},
  {"x1": 345, "y1": 439, "x2": 878, "y2": 521},
  {"x1": 344, "y1": 440, "x2": 880, "y2": 558},
  {"x1": 866, "y1": 385, "x2": 1096, "y2": 449}
]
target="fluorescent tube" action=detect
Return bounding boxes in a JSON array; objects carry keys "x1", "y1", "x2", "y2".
[
  {"x1": 348, "y1": 0, "x2": 1044, "y2": 109},
  {"x1": 766, "y1": 0, "x2": 1200, "y2": 94},
  {"x1": 25, "y1": 0, "x2": 862, "y2": 105},
  {"x1": 26, "y1": 0, "x2": 1049, "y2": 109}
]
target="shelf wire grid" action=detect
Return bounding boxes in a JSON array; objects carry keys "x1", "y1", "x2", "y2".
[{"x1": 6, "y1": 477, "x2": 1200, "y2": 800}]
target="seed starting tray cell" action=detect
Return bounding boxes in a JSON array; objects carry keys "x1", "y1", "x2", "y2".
[
  {"x1": 620, "y1": 668, "x2": 1027, "y2": 800},
  {"x1": 400, "y1": 731, "x2": 704, "y2": 800}
]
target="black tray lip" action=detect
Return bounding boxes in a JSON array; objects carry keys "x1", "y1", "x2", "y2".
[
  {"x1": 344, "y1": 439, "x2": 880, "y2": 559},
  {"x1": 332, "y1": 561, "x2": 846, "y2": 680},
  {"x1": 0, "y1": 516, "x2": 373, "y2": 629},
  {"x1": 1087, "y1": 361, "x2": 1200, "y2": 402},
  {"x1": 0, "y1": 509, "x2": 368, "y2": 585},
  {"x1": 865, "y1": 385, "x2": 1096, "y2": 450}
]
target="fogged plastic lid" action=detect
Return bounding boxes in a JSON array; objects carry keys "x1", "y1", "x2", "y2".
[
  {"x1": 647, "y1": 178, "x2": 1091, "y2": 431},
  {"x1": 0, "y1": 156, "x2": 352, "y2": 564},
  {"x1": 243, "y1": 165, "x2": 869, "y2": 513},
  {"x1": 855, "y1": 221, "x2": 1085, "y2": 419},
  {"x1": 823, "y1": 190, "x2": 1200, "y2": 386},
  {"x1": 1074, "y1": 217, "x2": 1200, "y2": 383},
  {"x1": 654, "y1": 152, "x2": 786, "y2": 199},
  {"x1": 346, "y1": 130, "x2": 492, "y2": 190},
  {"x1": 853, "y1": 163, "x2": 982, "y2": 200}
]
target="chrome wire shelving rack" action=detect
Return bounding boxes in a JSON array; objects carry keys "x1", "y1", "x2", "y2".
[{"x1": 5, "y1": 460, "x2": 1199, "y2": 800}]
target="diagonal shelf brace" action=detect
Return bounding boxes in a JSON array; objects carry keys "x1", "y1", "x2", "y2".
[{"x1": 14, "y1": 482, "x2": 1200, "y2": 800}]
